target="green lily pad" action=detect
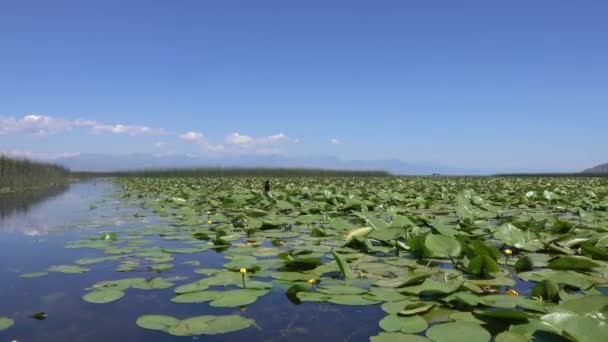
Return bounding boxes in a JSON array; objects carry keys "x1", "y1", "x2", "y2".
[
  {"x1": 0, "y1": 317, "x2": 14, "y2": 331},
  {"x1": 208, "y1": 289, "x2": 268, "y2": 307},
  {"x1": 380, "y1": 314, "x2": 428, "y2": 333},
  {"x1": 326, "y1": 294, "x2": 380, "y2": 305},
  {"x1": 168, "y1": 315, "x2": 255, "y2": 336},
  {"x1": 82, "y1": 289, "x2": 125, "y2": 304},
  {"x1": 331, "y1": 250, "x2": 355, "y2": 280},
  {"x1": 174, "y1": 280, "x2": 209, "y2": 294},
  {"x1": 48, "y1": 265, "x2": 89, "y2": 274},
  {"x1": 426, "y1": 321, "x2": 491, "y2": 342},
  {"x1": 425, "y1": 234, "x2": 461, "y2": 258},
  {"x1": 546, "y1": 256, "x2": 600, "y2": 271},
  {"x1": 19, "y1": 272, "x2": 48, "y2": 278},
  {"x1": 399, "y1": 302, "x2": 436, "y2": 316},
  {"x1": 317, "y1": 285, "x2": 367, "y2": 295},
  {"x1": 171, "y1": 291, "x2": 223, "y2": 303},
  {"x1": 370, "y1": 332, "x2": 432, "y2": 342},
  {"x1": 136, "y1": 314, "x2": 180, "y2": 332}
]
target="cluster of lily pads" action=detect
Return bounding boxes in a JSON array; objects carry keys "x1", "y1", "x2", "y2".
[{"x1": 11, "y1": 176, "x2": 608, "y2": 341}]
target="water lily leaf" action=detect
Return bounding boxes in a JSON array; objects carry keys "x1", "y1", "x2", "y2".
[
  {"x1": 399, "y1": 302, "x2": 436, "y2": 316},
  {"x1": 480, "y1": 295, "x2": 519, "y2": 309},
  {"x1": 473, "y1": 309, "x2": 532, "y2": 322},
  {"x1": 209, "y1": 292, "x2": 258, "y2": 307},
  {"x1": 296, "y1": 291, "x2": 330, "y2": 302},
  {"x1": 0, "y1": 317, "x2": 14, "y2": 331},
  {"x1": 375, "y1": 273, "x2": 431, "y2": 288},
  {"x1": 541, "y1": 310, "x2": 608, "y2": 342},
  {"x1": 426, "y1": 321, "x2": 491, "y2": 342},
  {"x1": 517, "y1": 269, "x2": 596, "y2": 289},
  {"x1": 147, "y1": 263, "x2": 174, "y2": 272},
  {"x1": 171, "y1": 291, "x2": 223, "y2": 303},
  {"x1": 174, "y1": 280, "x2": 209, "y2": 294},
  {"x1": 331, "y1": 250, "x2": 355, "y2": 280},
  {"x1": 530, "y1": 279, "x2": 560, "y2": 303},
  {"x1": 82, "y1": 289, "x2": 125, "y2": 304},
  {"x1": 493, "y1": 223, "x2": 526, "y2": 248},
  {"x1": 546, "y1": 256, "x2": 600, "y2": 271},
  {"x1": 19, "y1": 272, "x2": 48, "y2": 278},
  {"x1": 424, "y1": 235, "x2": 461, "y2": 258},
  {"x1": 370, "y1": 332, "x2": 432, "y2": 342},
  {"x1": 402, "y1": 278, "x2": 464, "y2": 296},
  {"x1": 48, "y1": 265, "x2": 89, "y2": 274},
  {"x1": 467, "y1": 255, "x2": 501, "y2": 277},
  {"x1": 168, "y1": 315, "x2": 255, "y2": 336},
  {"x1": 317, "y1": 285, "x2": 366, "y2": 295},
  {"x1": 136, "y1": 314, "x2": 180, "y2": 332},
  {"x1": 324, "y1": 294, "x2": 379, "y2": 305},
  {"x1": 344, "y1": 227, "x2": 373, "y2": 246},
  {"x1": 367, "y1": 287, "x2": 409, "y2": 302},
  {"x1": 494, "y1": 331, "x2": 529, "y2": 342},
  {"x1": 514, "y1": 255, "x2": 534, "y2": 273},
  {"x1": 558, "y1": 295, "x2": 608, "y2": 315},
  {"x1": 380, "y1": 314, "x2": 428, "y2": 333}
]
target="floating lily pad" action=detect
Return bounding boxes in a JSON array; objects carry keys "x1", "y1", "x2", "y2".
[
  {"x1": 426, "y1": 321, "x2": 491, "y2": 342},
  {"x1": 380, "y1": 314, "x2": 428, "y2": 333},
  {"x1": 168, "y1": 315, "x2": 255, "y2": 336},
  {"x1": 0, "y1": 317, "x2": 14, "y2": 331},
  {"x1": 136, "y1": 314, "x2": 180, "y2": 332},
  {"x1": 19, "y1": 272, "x2": 48, "y2": 278},
  {"x1": 48, "y1": 265, "x2": 89, "y2": 274},
  {"x1": 82, "y1": 289, "x2": 125, "y2": 304},
  {"x1": 371, "y1": 332, "x2": 432, "y2": 342}
]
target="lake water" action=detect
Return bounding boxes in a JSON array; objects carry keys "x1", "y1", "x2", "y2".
[{"x1": 0, "y1": 180, "x2": 384, "y2": 341}]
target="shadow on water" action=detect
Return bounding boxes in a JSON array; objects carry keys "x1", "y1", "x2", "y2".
[{"x1": 0, "y1": 183, "x2": 71, "y2": 220}]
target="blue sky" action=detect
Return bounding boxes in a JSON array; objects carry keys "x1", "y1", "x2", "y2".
[{"x1": 1, "y1": 0, "x2": 606, "y2": 172}]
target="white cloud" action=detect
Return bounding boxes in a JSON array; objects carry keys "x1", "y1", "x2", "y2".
[
  {"x1": 330, "y1": 138, "x2": 341, "y2": 144},
  {"x1": 0, "y1": 114, "x2": 166, "y2": 137},
  {"x1": 179, "y1": 131, "x2": 205, "y2": 142},
  {"x1": 179, "y1": 131, "x2": 225, "y2": 153},
  {"x1": 225, "y1": 132, "x2": 292, "y2": 146},
  {"x1": 0, "y1": 114, "x2": 74, "y2": 136},
  {"x1": 225, "y1": 133, "x2": 254, "y2": 145},
  {"x1": 91, "y1": 124, "x2": 165, "y2": 136},
  {"x1": 153, "y1": 141, "x2": 167, "y2": 148}
]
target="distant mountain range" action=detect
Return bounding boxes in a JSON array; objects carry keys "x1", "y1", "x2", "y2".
[
  {"x1": 54, "y1": 153, "x2": 489, "y2": 175},
  {"x1": 583, "y1": 163, "x2": 608, "y2": 174}
]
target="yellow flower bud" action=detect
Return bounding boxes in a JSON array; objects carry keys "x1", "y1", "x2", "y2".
[
  {"x1": 207, "y1": 220, "x2": 213, "y2": 224},
  {"x1": 504, "y1": 249, "x2": 513, "y2": 256},
  {"x1": 240, "y1": 268, "x2": 247, "y2": 274},
  {"x1": 308, "y1": 278, "x2": 317, "y2": 285}
]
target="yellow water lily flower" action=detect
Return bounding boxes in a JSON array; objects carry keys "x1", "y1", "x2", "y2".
[
  {"x1": 207, "y1": 220, "x2": 213, "y2": 224},
  {"x1": 207, "y1": 211, "x2": 211, "y2": 215},
  {"x1": 504, "y1": 249, "x2": 513, "y2": 256},
  {"x1": 307, "y1": 278, "x2": 317, "y2": 285},
  {"x1": 239, "y1": 306, "x2": 247, "y2": 312},
  {"x1": 240, "y1": 267, "x2": 247, "y2": 274},
  {"x1": 506, "y1": 288, "x2": 519, "y2": 296}
]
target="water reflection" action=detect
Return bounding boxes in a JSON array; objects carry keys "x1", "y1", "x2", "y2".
[
  {"x1": 0, "y1": 183, "x2": 70, "y2": 220},
  {"x1": 0, "y1": 181, "x2": 111, "y2": 235}
]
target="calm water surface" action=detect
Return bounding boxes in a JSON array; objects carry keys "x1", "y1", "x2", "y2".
[{"x1": 0, "y1": 180, "x2": 384, "y2": 341}]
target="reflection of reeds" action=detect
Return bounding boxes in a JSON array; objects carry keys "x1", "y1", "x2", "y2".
[
  {"x1": 0, "y1": 182, "x2": 70, "y2": 219},
  {"x1": 0, "y1": 155, "x2": 70, "y2": 191},
  {"x1": 72, "y1": 168, "x2": 391, "y2": 178}
]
